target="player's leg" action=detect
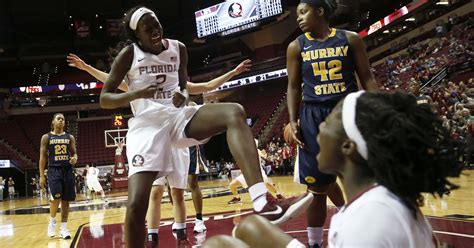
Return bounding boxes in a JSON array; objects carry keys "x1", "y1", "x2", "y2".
[
  {"x1": 188, "y1": 175, "x2": 202, "y2": 217},
  {"x1": 185, "y1": 103, "x2": 313, "y2": 225},
  {"x1": 233, "y1": 215, "x2": 305, "y2": 248},
  {"x1": 47, "y1": 167, "x2": 61, "y2": 237},
  {"x1": 297, "y1": 104, "x2": 340, "y2": 248},
  {"x1": 188, "y1": 174, "x2": 206, "y2": 233},
  {"x1": 187, "y1": 147, "x2": 205, "y2": 229},
  {"x1": 228, "y1": 178, "x2": 243, "y2": 204},
  {"x1": 125, "y1": 172, "x2": 157, "y2": 248},
  {"x1": 306, "y1": 185, "x2": 330, "y2": 248},
  {"x1": 185, "y1": 103, "x2": 263, "y2": 187},
  {"x1": 48, "y1": 198, "x2": 60, "y2": 237},
  {"x1": 59, "y1": 167, "x2": 76, "y2": 239},
  {"x1": 146, "y1": 183, "x2": 164, "y2": 246},
  {"x1": 170, "y1": 187, "x2": 187, "y2": 238},
  {"x1": 94, "y1": 181, "x2": 107, "y2": 202},
  {"x1": 59, "y1": 200, "x2": 71, "y2": 239},
  {"x1": 327, "y1": 182, "x2": 345, "y2": 209}
]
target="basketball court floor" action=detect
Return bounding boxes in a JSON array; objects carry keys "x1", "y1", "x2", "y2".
[{"x1": 1, "y1": 172, "x2": 473, "y2": 247}]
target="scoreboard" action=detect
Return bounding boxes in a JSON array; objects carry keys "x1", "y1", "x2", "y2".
[{"x1": 195, "y1": 0, "x2": 283, "y2": 38}]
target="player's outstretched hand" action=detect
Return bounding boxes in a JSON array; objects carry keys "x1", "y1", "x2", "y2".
[
  {"x1": 67, "y1": 53, "x2": 88, "y2": 71},
  {"x1": 233, "y1": 59, "x2": 252, "y2": 76}
]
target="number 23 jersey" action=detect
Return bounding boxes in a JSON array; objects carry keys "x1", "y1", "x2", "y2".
[
  {"x1": 297, "y1": 28, "x2": 358, "y2": 103},
  {"x1": 48, "y1": 132, "x2": 72, "y2": 167}
]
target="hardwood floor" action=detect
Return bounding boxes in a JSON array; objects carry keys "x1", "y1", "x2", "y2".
[{"x1": 1, "y1": 171, "x2": 473, "y2": 247}]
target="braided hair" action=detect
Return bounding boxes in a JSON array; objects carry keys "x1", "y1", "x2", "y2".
[
  {"x1": 107, "y1": 6, "x2": 147, "y2": 68},
  {"x1": 354, "y1": 92, "x2": 464, "y2": 215}
]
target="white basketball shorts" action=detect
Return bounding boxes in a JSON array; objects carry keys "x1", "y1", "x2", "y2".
[
  {"x1": 126, "y1": 105, "x2": 209, "y2": 178},
  {"x1": 151, "y1": 148, "x2": 190, "y2": 189},
  {"x1": 87, "y1": 179, "x2": 103, "y2": 192}
]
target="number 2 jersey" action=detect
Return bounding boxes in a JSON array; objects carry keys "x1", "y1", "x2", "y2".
[
  {"x1": 297, "y1": 28, "x2": 358, "y2": 103},
  {"x1": 48, "y1": 132, "x2": 72, "y2": 167},
  {"x1": 125, "y1": 39, "x2": 181, "y2": 116}
]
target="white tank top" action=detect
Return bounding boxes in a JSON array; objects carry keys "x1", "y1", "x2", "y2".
[
  {"x1": 126, "y1": 39, "x2": 181, "y2": 116},
  {"x1": 328, "y1": 185, "x2": 436, "y2": 248}
]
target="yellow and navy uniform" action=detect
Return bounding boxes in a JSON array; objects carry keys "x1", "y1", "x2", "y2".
[
  {"x1": 47, "y1": 132, "x2": 72, "y2": 167},
  {"x1": 294, "y1": 29, "x2": 358, "y2": 187},
  {"x1": 299, "y1": 28, "x2": 357, "y2": 103},
  {"x1": 47, "y1": 132, "x2": 75, "y2": 201}
]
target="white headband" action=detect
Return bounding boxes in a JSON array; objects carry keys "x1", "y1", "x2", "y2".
[
  {"x1": 342, "y1": 91, "x2": 368, "y2": 160},
  {"x1": 129, "y1": 7, "x2": 155, "y2": 30}
]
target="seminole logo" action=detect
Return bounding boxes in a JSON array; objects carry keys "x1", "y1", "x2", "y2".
[
  {"x1": 132, "y1": 155, "x2": 145, "y2": 167},
  {"x1": 228, "y1": 3, "x2": 243, "y2": 18}
]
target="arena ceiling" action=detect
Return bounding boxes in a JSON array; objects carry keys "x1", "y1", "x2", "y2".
[{"x1": 0, "y1": 0, "x2": 412, "y2": 64}]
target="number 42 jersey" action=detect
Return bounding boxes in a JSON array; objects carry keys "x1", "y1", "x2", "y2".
[{"x1": 297, "y1": 28, "x2": 358, "y2": 103}]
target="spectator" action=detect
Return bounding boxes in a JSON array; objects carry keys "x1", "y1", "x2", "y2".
[
  {"x1": 0, "y1": 176, "x2": 5, "y2": 201},
  {"x1": 8, "y1": 177, "x2": 15, "y2": 200}
]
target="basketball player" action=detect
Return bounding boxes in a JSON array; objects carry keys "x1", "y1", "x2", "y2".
[
  {"x1": 205, "y1": 91, "x2": 464, "y2": 247},
  {"x1": 287, "y1": 0, "x2": 378, "y2": 247},
  {"x1": 99, "y1": 6, "x2": 312, "y2": 247},
  {"x1": 86, "y1": 164, "x2": 107, "y2": 202},
  {"x1": 187, "y1": 143, "x2": 208, "y2": 232},
  {"x1": 39, "y1": 113, "x2": 78, "y2": 239},
  {"x1": 227, "y1": 139, "x2": 284, "y2": 204},
  {"x1": 67, "y1": 53, "x2": 253, "y2": 241}
]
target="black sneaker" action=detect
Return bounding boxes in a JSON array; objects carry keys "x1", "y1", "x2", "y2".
[
  {"x1": 147, "y1": 233, "x2": 159, "y2": 248},
  {"x1": 308, "y1": 242, "x2": 323, "y2": 248}
]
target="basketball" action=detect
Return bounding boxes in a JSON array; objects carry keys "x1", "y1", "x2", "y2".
[{"x1": 283, "y1": 123, "x2": 295, "y2": 145}]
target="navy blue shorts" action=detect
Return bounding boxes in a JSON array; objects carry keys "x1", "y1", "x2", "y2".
[
  {"x1": 294, "y1": 101, "x2": 338, "y2": 187},
  {"x1": 189, "y1": 145, "x2": 207, "y2": 175},
  {"x1": 189, "y1": 146, "x2": 198, "y2": 175},
  {"x1": 47, "y1": 166, "x2": 76, "y2": 201}
]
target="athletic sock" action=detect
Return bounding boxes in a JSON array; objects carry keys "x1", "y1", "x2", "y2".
[
  {"x1": 60, "y1": 222, "x2": 67, "y2": 230},
  {"x1": 148, "y1": 228, "x2": 159, "y2": 234},
  {"x1": 249, "y1": 182, "x2": 268, "y2": 211}
]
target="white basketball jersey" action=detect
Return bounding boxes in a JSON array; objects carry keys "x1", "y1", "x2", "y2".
[
  {"x1": 126, "y1": 39, "x2": 181, "y2": 116},
  {"x1": 328, "y1": 185, "x2": 435, "y2": 248},
  {"x1": 87, "y1": 167, "x2": 99, "y2": 181}
]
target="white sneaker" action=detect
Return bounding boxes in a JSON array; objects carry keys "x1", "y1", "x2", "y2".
[
  {"x1": 47, "y1": 220, "x2": 56, "y2": 237},
  {"x1": 193, "y1": 219, "x2": 206, "y2": 233},
  {"x1": 59, "y1": 228, "x2": 71, "y2": 239}
]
